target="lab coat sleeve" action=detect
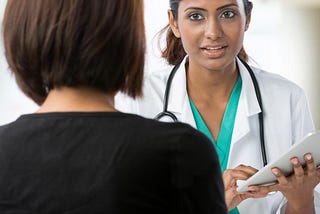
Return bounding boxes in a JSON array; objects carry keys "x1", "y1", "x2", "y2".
[
  {"x1": 114, "y1": 92, "x2": 139, "y2": 113},
  {"x1": 291, "y1": 89, "x2": 315, "y2": 143},
  {"x1": 115, "y1": 73, "x2": 159, "y2": 115},
  {"x1": 315, "y1": 186, "x2": 320, "y2": 213},
  {"x1": 276, "y1": 89, "x2": 319, "y2": 214},
  {"x1": 115, "y1": 70, "x2": 168, "y2": 118}
]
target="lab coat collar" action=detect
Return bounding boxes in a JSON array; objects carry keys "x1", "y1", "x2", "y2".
[
  {"x1": 165, "y1": 56, "x2": 262, "y2": 133},
  {"x1": 231, "y1": 58, "x2": 262, "y2": 144},
  {"x1": 166, "y1": 57, "x2": 197, "y2": 128},
  {"x1": 237, "y1": 58, "x2": 262, "y2": 117}
]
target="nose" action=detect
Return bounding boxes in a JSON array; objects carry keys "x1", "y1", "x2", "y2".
[{"x1": 205, "y1": 17, "x2": 223, "y2": 39}]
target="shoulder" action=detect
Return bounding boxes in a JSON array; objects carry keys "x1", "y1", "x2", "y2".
[
  {"x1": 0, "y1": 124, "x2": 10, "y2": 144},
  {"x1": 127, "y1": 114, "x2": 215, "y2": 154},
  {"x1": 143, "y1": 65, "x2": 172, "y2": 89},
  {"x1": 119, "y1": 114, "x2": 220, "y2": 171},
  {"x1": 249, "y1": 66, "x2": 313, "y2": 129},
  {"x1": 0, "y1": 119, "x2": 22, "y2": 140},
  {"x1": 115, "y1": 65, "x2": 174, "y2": 116},
  {"x1": 143, "y1": 117, "x2": 219, "y2": 165},
  {"x1": 129, "y1": 114, "x2": 203, "y2": 141},
  {"x1": 251, "y1": 66, "x2": 305, "y2": 97}
]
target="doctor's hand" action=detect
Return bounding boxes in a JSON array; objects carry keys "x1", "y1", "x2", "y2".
[
  {"x1": 223, "y1": 165, "x2": 268, "y2": 211},
  {"x1": 248, "y1": 153, "x2": 320, "y2": 214}
]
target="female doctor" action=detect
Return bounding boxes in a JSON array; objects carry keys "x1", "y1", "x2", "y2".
[{"x1": 116, "y1": 0, "x2": 320, "y2": 213}]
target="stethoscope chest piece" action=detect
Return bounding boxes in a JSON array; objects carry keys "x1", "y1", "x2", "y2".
[{"x1": 154, "y1": 111, "x2": 178, "y2": 122}]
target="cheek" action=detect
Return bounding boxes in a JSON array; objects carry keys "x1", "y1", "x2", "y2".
[
  {"x1": 222, "y1": 23, "x2": 245, "y2": 46},
  {"x1": 178, "y1": 25, "x2": 202, "y2": 51}
]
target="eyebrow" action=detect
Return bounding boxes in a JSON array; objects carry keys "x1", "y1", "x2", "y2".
[
  {"x1": 184, "y1": 3, "x2": 239, "y2": 12},
  {"x1": 217, "y1": 3, "x2": 239, "y2": 11}
]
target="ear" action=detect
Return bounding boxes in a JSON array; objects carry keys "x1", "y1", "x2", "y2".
[
  {"x1": 245, "y1": 4, "x2": 252, "y2": 31},
  {"x1": 168, "y1": 10, "x2": 181, "y2": 38},
  {"x1": 245, "y1": 14, "x2": 251, "y2": 31}
]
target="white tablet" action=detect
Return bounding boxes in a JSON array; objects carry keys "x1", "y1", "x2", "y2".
[{"x1": 237, "y1": 131, "x2": 320, "y2": 192}]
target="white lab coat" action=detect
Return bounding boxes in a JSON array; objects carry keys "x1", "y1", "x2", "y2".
[{"x1": 115, "y1": 57, "x2": 320, "y2": 214}]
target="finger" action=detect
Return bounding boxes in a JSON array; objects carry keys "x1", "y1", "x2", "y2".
[
  {"x1": 223, "y1": 169, "x2": 237, "y2": 189},
  {"x1": 232, "y1": 164, "x2": 259, "y2": 179},
  {"x1": 305, "y1": 153, "x2": 316, "y2": 175},
  {"x1": 272, "y1": 167, "x2": 289, "y2": 185},
  {"x1": 234, "y1": 164, "x2": 258, "y2": 175},
  {"x1": 248, "y1": 191, "x2": 268, "y2": 198},
  {"x1": 291, "y1": 157, "x2": 304, "y2": 183},
  {"x1": 237, "y1": 192, "x2": 256, "y2": 200},
  {"x1": 223, "y1": 168, "x2": 254, "y2": 181},
  {"x1": 247, "y1": 184, "x2": 278, "y2": 194}
]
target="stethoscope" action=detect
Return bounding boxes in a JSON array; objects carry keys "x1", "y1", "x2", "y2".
[{"x1": 154, "y1": 59, "x2": 268, "y2": 166}]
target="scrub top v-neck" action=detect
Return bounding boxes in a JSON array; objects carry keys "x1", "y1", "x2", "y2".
[
  {"x1": 189, "y1": 76, "x2": 242, "y2": 214},
  {"x1": 188, "y1": 76, "x2": 242, "y2": 172}
]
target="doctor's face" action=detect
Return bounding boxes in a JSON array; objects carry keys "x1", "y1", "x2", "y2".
[{"x1": 169, "y1": 0, "x2": 251, "y2": 72}]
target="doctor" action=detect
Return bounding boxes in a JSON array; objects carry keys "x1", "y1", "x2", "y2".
[{"x1": 116, "y1": 0, "x2": 320, "y2": 213}]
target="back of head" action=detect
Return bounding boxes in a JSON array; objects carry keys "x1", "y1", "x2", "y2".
[{"x1": 3, "y1": 0, "x2": 145, "y2": 105}]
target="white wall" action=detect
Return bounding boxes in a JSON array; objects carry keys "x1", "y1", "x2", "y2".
[
  {"x1": 0, "y1": 0, "x2": 319, "y2": 129},
  {"x1": 245, "y1": 2, "x2": 320, "y2": 129},
  {"x1": 274, "y1": 4, "x2": 320, "y2": 129}
]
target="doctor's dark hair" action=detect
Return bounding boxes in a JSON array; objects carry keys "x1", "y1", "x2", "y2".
[
  {"x1": 3, "y1": 0, "x2": 145, "y2": 105},
  {"x1": 161, "y1": 0, "x2": 253, "y2": 65}
]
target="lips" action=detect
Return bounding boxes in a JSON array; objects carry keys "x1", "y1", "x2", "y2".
[
  {"x1": 201, "y1": 45, "x2": 227, "y2": 50},
  {"x1": 201, "y1": 45, "x2": 228, "y2": 58}
]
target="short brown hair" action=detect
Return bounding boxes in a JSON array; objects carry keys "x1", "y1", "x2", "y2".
[
  {"x1": 3, "y1": 0, "x2": 145, "y2": 105},
  {"x1": 161, "y1": 0, "x2": 252, "y2": 65}
]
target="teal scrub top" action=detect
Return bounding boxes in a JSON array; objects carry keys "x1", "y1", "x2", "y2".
[{"x1": 189, "y1": 76, "x2": 242, "y2": 214}]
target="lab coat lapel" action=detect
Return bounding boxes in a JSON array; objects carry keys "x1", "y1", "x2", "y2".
[
  {"x1": 166, "y1": 57, "x2": 197, "y2": 128},
  {"x1": 231, "y1": 59, "x2": 262, "y2": 147},
  {"x1": 165, "y1": 57, "x2": 262, "y2": 146}
]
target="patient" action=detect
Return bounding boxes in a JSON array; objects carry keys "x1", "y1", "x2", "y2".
[{"x1": 0, "y1": 0, "x2": 227, "y2": 213}]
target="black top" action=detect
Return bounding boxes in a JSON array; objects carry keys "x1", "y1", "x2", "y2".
[{"x1": 0, "y1": 112, "x2": 227, "y2": 214}]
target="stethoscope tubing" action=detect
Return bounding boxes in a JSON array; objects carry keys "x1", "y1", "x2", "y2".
[
  {"x1": 239, "y1": 59, "x2": 267, "y2": 166},
  {"x1": 155, "y1": 59, "x2": 267, "y2": 166},
  {"x1": 154, "y1": 63, "x2": 181, "y2": 121}
]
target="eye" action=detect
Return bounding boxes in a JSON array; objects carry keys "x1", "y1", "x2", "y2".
[
  {"x1": 221, "y1": 10, "x2": 236, "y2": 19},
  {"x1": 188, "y1": 13, "x2": 204, "y2": 21}
]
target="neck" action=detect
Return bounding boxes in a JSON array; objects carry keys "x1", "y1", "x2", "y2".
[
  {"x1": 36, "y1": 86, "x2": 116, "y2": 113},
  {"x1": 187, "y1": 60, "x2": 239, "y2": 102}
]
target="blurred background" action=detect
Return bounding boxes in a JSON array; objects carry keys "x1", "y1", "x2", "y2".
[{"x1": 0, "y1": 0, "x2": 319, "y2": 129}]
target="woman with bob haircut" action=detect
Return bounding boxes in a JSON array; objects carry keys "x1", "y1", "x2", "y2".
[
  {"x1": 0, "y1": 0, "x2": 227, "y2": 213},
  {"x1": 116, "y1": 0, "x2": 320, "y2": 213}
]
